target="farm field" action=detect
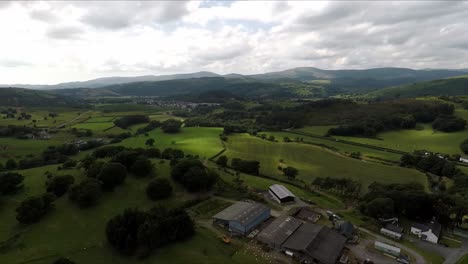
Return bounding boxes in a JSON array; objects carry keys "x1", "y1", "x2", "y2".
[
  {"x1": 456, "y1": 254, "x2": 468, "y2": 264},
  {"x1": 72, "y1": 121, "x2": 115, "y2": 131},
  {"x1": 224, "y1": 134, "x2": 428, "y2": 192},
  {"x1": 0, "y1": 133, "x2": 71, "y2": 163},
  {"x1": 264, "y1": 131, "x2": 402, "y2": 162},
  {"x1": 116, "y1": 127, "x2": 224, "y2": 159},
  {"x1": 335, "y1": 123, "x2": 467, "y2": 155},
  {"x1": 0, "y1": 162, "x2": 266, "y2": 264}
]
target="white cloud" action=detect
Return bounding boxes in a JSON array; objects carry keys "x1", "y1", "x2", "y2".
[{"x1": 0, "y1": 1, "x2": 468, "y2": 84}]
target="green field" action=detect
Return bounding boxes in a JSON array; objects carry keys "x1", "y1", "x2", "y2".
[
  {"x1": 456, "y1": 254, "x2": 468, "y2": 264},
  {"x1": 334, "y1": 123, "x2": 467, "y2": 155},
  {"x1": 115, "y1": 127, "x2": 224, "y2": 159},
  {"x1": 224, "y1": 134, "x2": 427, "y2": 191},
  {"x1": 265, "y1": 131, "x2": 402, "y2": 162},
  {"x1": 0, "y1": 163, "x2": 265, "y2": 264},
  {"x1": 72, "y1": 122, "x2": 115, "y2": 131}
]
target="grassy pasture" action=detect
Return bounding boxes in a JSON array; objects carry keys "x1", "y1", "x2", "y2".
[
  {"x1": 456, "y1": 254, "x2": 468, "y2": 264},
  {"x1": 0, "y1": 162, "x2": 266, "y2": 264},
  {"x1": 335, "y1": 123, "x2": 467, "y2": 155},
  {"x1": 115, "y1": 127, "x2": 224, "y2": 159},
  {"x1": 224, "y1": 134, "x2": 427, "y2": 192},
  {"x1": 72, "y1": 122, "x2": 115, "y2": 131},
  {"x1": 264, "y1": 131, "x2": 402, "y2": 162}
]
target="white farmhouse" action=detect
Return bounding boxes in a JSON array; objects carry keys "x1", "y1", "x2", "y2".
[{"x1": 410, "y1": 221, "x2": 441, "y2": 244}]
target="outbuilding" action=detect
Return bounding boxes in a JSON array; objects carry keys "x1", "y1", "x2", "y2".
[
  {"x1": 268, "y1": 184, "x2": 296, "y2": 204},
  {"x1": 213, "y1": 201, "x2": 270, "y2": 235},
  {"x1": 410, "y1": 221, "x2": 441, "y2": 244},
  {"x1": 380, "y1": 224, "x2": 404, "y2": 240},
  {"x1": 257, "y1": 215, "x2": 302, "y2": 249}
]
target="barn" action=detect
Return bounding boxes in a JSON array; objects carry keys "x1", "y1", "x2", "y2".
[
  {"x1": 212, "y1": 201, "x2": 270, "y2": 235},
  {"x1": 268, "y1": 184, "x2": 296, "y2": 204}
]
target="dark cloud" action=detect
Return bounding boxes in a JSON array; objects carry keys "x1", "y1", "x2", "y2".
[
  {"x1": 79, "y1": 1, "x2": 190, "y2": 30},
  {"x1": 46, "y1": 26, "x2": 83, "y2": 39},
  {"x1": 29, "y1": 9, "x2": 59, "y2": 23}
]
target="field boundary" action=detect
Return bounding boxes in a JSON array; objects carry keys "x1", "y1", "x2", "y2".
[{"x1": 285, "y1": 129, "x2": 410, "y2": 155}]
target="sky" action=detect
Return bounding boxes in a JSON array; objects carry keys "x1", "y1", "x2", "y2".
[{"x1": 1, "y1": 1, "x2": 468, "y2": 84}]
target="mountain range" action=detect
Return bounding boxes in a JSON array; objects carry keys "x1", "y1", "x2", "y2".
[{"x1": 2, "y1": 67, "x2": 468, "y2": 90}]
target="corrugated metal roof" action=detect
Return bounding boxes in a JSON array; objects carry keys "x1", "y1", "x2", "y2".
[
  {"x1": 213, "y1": 201, "x2": 269, "y2": 225},
  {"x1": 257, "y1": 215, "x2": 302, "y2": 246},
  {"x1": 269, "y1": 184, "x2": 296, "y2": 200}
]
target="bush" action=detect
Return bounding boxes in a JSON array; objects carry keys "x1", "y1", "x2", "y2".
[
  {"x1": 5, "y1": 159, "x2": 17, "y2": 170},
  {"x1": 161, "y1": 148, "x2": 185, "y2": 160},
  {"x1": 69, "y1": 178, "x2": 103, "y2": 208},
  {"x1": 282, "y1": 166, "x2": 299, "y2": 179},
  {"x1": 161, "y1": 119, "x2": 182, "y2": 133},
  {"x1": 171, "y1": 159, "x2": 218, "y2": 192},
  {"x1": 216, "y1": 155, "x2": 228, "y2": 167},
  {"x1": 98, "y1": 163, "x2": 127, "y2": 191},
  {"x1": 461, "y1": 139, "x2": 468, "y2": 154},
  {"x1": 0, "y1": 172, "x2": 24, "y2": 194},
  {"x1": 146, "y1": 178, "x2": 173, "y2": 200},
  {"x1": 231, "y1": 158, "x2": 260, "y2": 175},
  {"x1": 46, "y1": 175, "x2": 75, "y2": 197},
  {"x1": 145, "y1": 148, "x2": 161, "y2": 158},
  {"x1": 62, "y1": 159, "x2": 77, "y2": 169},
  {"x1": 111, "y1": 151, "x2": 139, "y2": 169},
  {"x1": 131, "y1": 156, "x2": 153, "y2": 177},
  {"x1": 86, "y1": 161, "x2": 105, "y2": 178},
  {"x1": 16, "y1": 193, "x2": 55, "y2": 224}
]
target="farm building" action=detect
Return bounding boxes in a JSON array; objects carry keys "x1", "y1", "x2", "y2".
[
  {"x1": 374, "y1": 241, "x2": 401, "y2": 257},
  {"x1": 410, "y1": 221, "x2": 441, "y2": 244},
  {"x1": 281, "y1": 223, "x2": 347, "y2": 264},
  {"x1": 212, "y1": 201, "x2": 270, "y2": 235},
  {"x1": 268, "y1": 184, "x2": 296, "y2": 204},
  {"x1": 380, "y1": 224, "x2": 404, "y2": 240},
  {"x1": 257, "y1": 215, "x2": 302, "y2": 249},
  {"x1": 336, "y1": 221, "x2": 355, "y2": 240}
]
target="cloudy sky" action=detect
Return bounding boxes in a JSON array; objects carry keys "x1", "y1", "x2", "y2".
[{"x1": 1, "y1": 1, "x2": 468, "y2": 84}]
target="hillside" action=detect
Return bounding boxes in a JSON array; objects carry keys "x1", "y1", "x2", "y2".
[
  {"x1": 367, "y1": 76, "x2": 468, "y2": 99},
  {"x1": 0, "y1": 87, "x2": 87, "y2": 107},
  {"x1": 4, "y1": 67, "x2": 467, "y2": 93}
]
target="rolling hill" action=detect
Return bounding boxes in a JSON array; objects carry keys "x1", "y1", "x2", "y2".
[
  {"x1": 0, "y1": 87, "x2": 88, "y2": 107},
  {"x1": 3, "y1": 67, "x2": 467, "y2": 94},
  {"x1": 367, "y1": 76, "x2": 468, "y2": 99}
]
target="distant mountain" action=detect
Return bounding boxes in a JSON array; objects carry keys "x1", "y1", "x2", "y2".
[
  {"x1": 0, "y1": 88, "x2": 87, "y2": 107},
  {"x1": 0, "y1": 71, "x2": 220, "y2": 90},
  {"x1": 3, "y1": 67, "x2": 467, "y2": 92},
  {"x1": 366, "y1": 75, "x2": 468, "y2": 99},
  {"x1": 247, "y1": 67, "x2": 468, "y2": 82}
]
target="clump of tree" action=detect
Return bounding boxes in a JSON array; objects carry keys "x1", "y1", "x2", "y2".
[
  {"x1": 97, "y1": 163, "x2": 127, "y2": 191},
  {"x1": 312, "y1": 177, "x2": 361, "y2": 198},
  {"x1": 69, "y1": 178, "x2": 103, "y2": 208},
  {"x1": 146, "y1": 178, "x2": 173, "y2": 200},
  {"x1": 145, "y1": 138, "x2": 155, "y2": 147},
  {"x1": 46, "y1": 175, "x2": 75, "y2": 197},
  {"x1": 131, "y1": 156, "x2": 154, "y2": 177},
  {"x1": 282, "y1": 166, "x2": 298, "y2": 180},
  {"x1": 0, "y1": 172, "x2": 24, "y2": 194},
  {"x1": 161, "y1": 148, "x2": 185, "y2": 160},
  {"x1": 137, "y1": 120, "x2": 161, "y2": 135},
  {"x1": 400, "y1": 153, "x2": 459, "y2": 177},
  {"x1": 16, "y1": 193, "x2": 55, "y2": 224},
  {"x1": 216, "y1": 155, "x2": 228, "y2": 167},
  {"x1": 5, "y1": 159, "x2": 18, "y2": 170},
  {"x1": 171, "y1": 159, "x2": 218, "y2": 192},
  {"x1": 461, "y1": 139, "x2": 468, "y2": 154},
  {"x1": 161, "y1": 119, "x2": 182, "y2": 133},
  {"x1": 114, "y1": 115, "x2": 149, "y2": 129},
  {"x1": 432, "y1": 115, "x2": 466, "y2": 132},
  {"x1": 231, "y1": 158, "x2": 260, "y2": 175},
  {"x1": 106, "y1": 207, "x2": 194, "y2": 257}
]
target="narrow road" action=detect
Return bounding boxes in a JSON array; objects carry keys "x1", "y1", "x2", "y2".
[
  {"x1": 358, "y1": 227, "x2": 426, "y2": 264},
  {"x1": 53, "y1": 110, "x2": 92, "y2": 129}
]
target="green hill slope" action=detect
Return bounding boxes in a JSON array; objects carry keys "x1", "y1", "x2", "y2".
[
  {"x1": 0, "y1": 87, "x2": 87, "y2": 107},
  {"x1": 367, "y1": 76, "x2": 468, "y2": 99}
]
